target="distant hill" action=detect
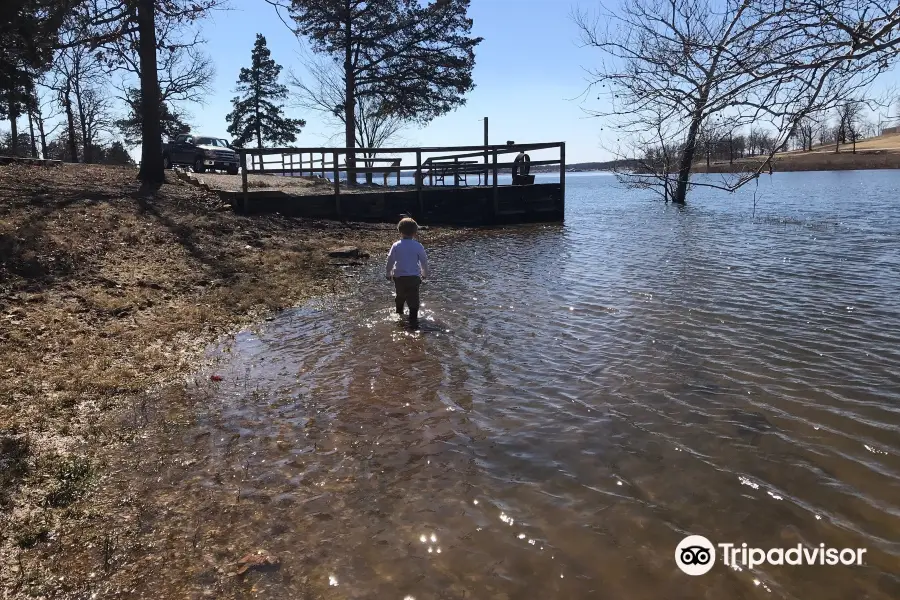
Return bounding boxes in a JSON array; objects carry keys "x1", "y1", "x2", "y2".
[{"x1": 531, "y1": 159, "x2": 640, "y2": 173}]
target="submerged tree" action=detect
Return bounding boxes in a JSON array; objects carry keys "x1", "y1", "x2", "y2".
[
  {"x1": 227, "y1": 34, "x2": 305, "y2": 154},
  {"x1": 288, "y1": 0, "x2": 481, "y2": 183},
  {"x1": 576, "y1": 0, "x2": 900, "y2": 203}
]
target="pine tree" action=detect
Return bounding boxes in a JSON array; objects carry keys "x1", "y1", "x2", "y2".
[
  {"x1": 290, "y1": 0, "x2": 480, "y2": 184},
  {"x1": 116, "y1": 87, "x2": 190, "y2": 146},
  {"x1": 227, "y1": 34, "x2": 305, "y2": 151},
  {"x1": 103, "y1": 141, "x2": 135, "y2": 165}
]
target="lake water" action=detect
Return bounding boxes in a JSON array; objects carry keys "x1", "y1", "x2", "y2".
[{"x1": 138, "y1": 171, "x2": 899, "y2": 599}]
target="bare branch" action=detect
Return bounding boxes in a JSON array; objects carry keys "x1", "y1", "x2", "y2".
[{"x1": 576, "y1": 0, "x2": 900, "y2": 203}]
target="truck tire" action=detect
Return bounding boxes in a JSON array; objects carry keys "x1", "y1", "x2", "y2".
[
  {"x1": 193, "y1": 156, "x2": 206, "y2": 173},
  {"x1": 227, "y1": 166, "x2": 239, "y2": 175}
]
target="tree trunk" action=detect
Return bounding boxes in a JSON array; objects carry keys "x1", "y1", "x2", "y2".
[
  {"x1": 36, "y1": 112, "x2": 48, "y2": 159},
  {"x1": 254, "y1": 103, "x2": 262, "y2": 151},
  {"x1": 674, "y1": 104, "x2": 705, "y2": 204},
  {"x1": 137, "y1": 0, "x2": 164, "y2": 185},
  {"x1": 62, "y1": 85, "x2": 79, "y2": 162},
  {"x1": 343, "y1": 7, "x2": 356, "y2": 187},
  {"x1": 254, "y1": 70, "x2": 263, "y2": 171},
  {"x1": 8, "y1": 91, "x2": 19, "y2": 157},
  {"x1": 27, "y1": 107, "x2": 37, "y2": 158},
  {"x1": 75, "y1": 89, "x2": 91, "y2": 163},
  {"x1": 729, "y1": 135, "x2": 734, "y2": 165}
]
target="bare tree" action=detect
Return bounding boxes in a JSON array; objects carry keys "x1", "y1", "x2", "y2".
[
  {"x1": 820, "y1": 122, "x2": 836, "y2": 146},
  {"x1": 50, "y1": 46, "x2": 88, "y2": 161},
  {"x1": 109, "y1": 22, "x2": 214, "y2": 108},
  {"x1": 833, "y1": 101, "x2": 865, "y2": 153},
  {"x1": 795, "y1": 116, "x2": 819, "y2": 152},
  {"x1": 29, "y1": 83, "x2": 64, "y2": 158},
  {"x1": 69, "y1": 0, "x2": 222, "y2": 184},
  {"x1": 290, "y1": 53, "x2": 406, "y2": 182},
  {"x1": 836, "y1": 100, "x2": 867, "y2": 153},
  {"x1": 576, "y1": 0, "x2": 900, "y2": 203},
  {"x1": 49, "y1": 20, "x2": 109, "y2": 162},
  {"x1": 79, "y1": 86, "x2": 115, "y2": 158}
]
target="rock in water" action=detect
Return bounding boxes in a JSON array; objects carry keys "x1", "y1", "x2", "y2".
[
  {"x1": 327, "y1": 246, "x2": 360, "y2": 258},
  {"x1": 235, "y1": 550, "x2": 280, "y2": 576}
]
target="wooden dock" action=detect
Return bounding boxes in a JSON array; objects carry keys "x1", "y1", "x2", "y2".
[{"x1": 232, "y1": 142, "x2": 566, "y2": 225}]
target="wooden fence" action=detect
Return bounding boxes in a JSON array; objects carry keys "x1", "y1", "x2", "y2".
[{"x1": 235, "y1": 142, "x2": 566, "y2": 216}]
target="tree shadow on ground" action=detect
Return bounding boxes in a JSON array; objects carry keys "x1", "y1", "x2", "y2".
[
  {"x1": 133, "y1": 187, "x2": 244, "y2": 282},
  {"x1": 0, "y1": 173, "x2": 245, "y2": 296}
]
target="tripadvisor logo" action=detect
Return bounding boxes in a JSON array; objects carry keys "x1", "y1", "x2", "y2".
[{"x1": 675, "y1": 535, "x2": 867, "y2": 576}]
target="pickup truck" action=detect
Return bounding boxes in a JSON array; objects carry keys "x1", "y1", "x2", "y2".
[{"x1": 162, "y1": 134, "x2": 240, "y2": 174}]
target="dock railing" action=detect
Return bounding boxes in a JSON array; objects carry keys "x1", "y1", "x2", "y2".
[{"x1": 235, "y1": 142, "x2": 566, "y2": 218}]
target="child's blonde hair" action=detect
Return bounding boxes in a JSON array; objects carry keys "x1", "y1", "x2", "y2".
[{"x1": 398, "y1": 217, "x2": 418, "y2": 236}]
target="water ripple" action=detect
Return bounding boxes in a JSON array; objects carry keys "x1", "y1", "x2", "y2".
[{"x1": 134, "y1": 172, "x2": 900, "y2": 600}]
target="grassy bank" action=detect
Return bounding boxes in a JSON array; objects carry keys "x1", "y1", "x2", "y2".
[
  {"x1": 0, "y1": 163, "x2": 457, "y2": 597},
  {"x1": 694, "y1": 132, "x2": 900, "y2": 173},
  {"x1": 695, "y1": 148, "x2": 900, "y2": 173}
]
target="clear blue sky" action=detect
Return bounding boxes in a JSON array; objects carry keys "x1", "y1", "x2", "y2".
[
  {"x1": 191, "y1": 0, "x2": 610, "y2": 163},
  {"x1": 5, "y1": 0, "x2": 896, "y2": 162}
]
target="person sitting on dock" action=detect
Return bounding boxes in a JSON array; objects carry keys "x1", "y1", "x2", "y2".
[{"x1": 385, "y1": 217, "x2": 430, "y2": 326}]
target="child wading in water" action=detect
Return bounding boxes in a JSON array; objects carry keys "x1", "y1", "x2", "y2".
[{"x1": 385, "y1": 217, "x2": 429, "y2": 325}]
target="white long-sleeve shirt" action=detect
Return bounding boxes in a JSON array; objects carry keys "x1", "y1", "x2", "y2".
[{"x1": 385, "y1": 238, "x2": 429, "y2": 278}]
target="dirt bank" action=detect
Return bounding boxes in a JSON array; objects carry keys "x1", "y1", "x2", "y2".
[{"x1": 0, "y1": 163, "x2": 458, "y2": 597}]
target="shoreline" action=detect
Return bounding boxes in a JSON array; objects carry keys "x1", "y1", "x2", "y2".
[
  {"x1": 0, "y1": 163, "x2": 462, "y2": 597},
  {"x1": 694, "y1": 148, "x2": 900, "y2": 173}
]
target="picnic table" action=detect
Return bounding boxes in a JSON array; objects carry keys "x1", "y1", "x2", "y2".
[
  {"x1": 342, "y1": 157, "x2": 403, "y2": 185},
  {"x1": 424, "y1": 158, "x2": 486, "y2": 186}
]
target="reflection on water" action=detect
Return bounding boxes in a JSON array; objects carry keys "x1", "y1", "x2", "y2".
[{"x1": 132, "y1": 171, "x2": 899, "y2": 599}]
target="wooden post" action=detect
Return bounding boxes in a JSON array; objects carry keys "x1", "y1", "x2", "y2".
[
  {"x1": 454, "y1": 157, "x2": 459, "y2": 187},
  {"x1": 483, "y1": 117, "x2": 489, "y2": 186},
  {"x1": 240, "y1": 151, "x2": 248, "y2": 210},
  {"x1": 416, "y1": 149, "x2": 423, "y2": 215},
  {"x1": 333, "y1": 151, "x2": 340, "y2": 218},
  {"x1": 492, "y1": 147, "x2": 499, "y2": 216},
  {"x1": 320, "y1": 152, "x2": 325, "y2": 179},
  {"x1": 492, "y1": 147, "x2": 498, "y2": 187},
  {"x1": 396, "y1": 159, "x2": 401, "y2": 186},
  {"x1": 560, "y1": 142, "x2": 566, "y2": 204}
]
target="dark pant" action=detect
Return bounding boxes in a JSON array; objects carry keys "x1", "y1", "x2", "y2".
[{"x1": 393, "y1": 276, "x2": 421, "y2": 319}]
